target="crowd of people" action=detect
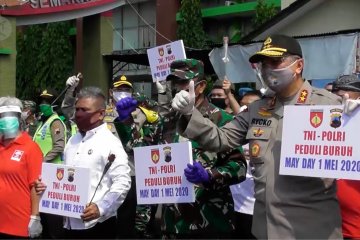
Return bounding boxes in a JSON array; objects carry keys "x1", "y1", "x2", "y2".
[{"x1": 0, "y1": 34, "x2": 359, "y2": 239}]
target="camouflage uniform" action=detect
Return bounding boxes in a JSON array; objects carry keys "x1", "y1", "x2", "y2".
[
  {"x1": 21, "y1": 100, "x2": 39, "y2": 137},
  {"x1": 110, "y1": 77, "x2": 162, "y2": 239},
  {"x1": 159, "y1": 59, "x2": 247, "y2": 238}
]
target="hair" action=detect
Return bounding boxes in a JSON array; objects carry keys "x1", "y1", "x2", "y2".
[
  {"x1": 77, "y1": 87, "x2": 106, "y2": 110},
  {"x1": 242, "y1": 90, "x2": 262, "y2": 99},
  {"x1": 0, "y1": 96, "x2": 23, "y2": 109}
]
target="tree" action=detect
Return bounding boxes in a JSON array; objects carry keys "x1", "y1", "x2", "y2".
[
  {"x1": 177, "y1": 0, "x2": 207, "y2": 49},
  {"x1": 253, "y1": 0, "x2": 278, "y2": 28},
  {"x1": 16, "y1": 21, "x2": 74, "y2": 101}
]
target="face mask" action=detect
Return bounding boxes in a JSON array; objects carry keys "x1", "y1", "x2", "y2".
[
  {"x1": 39, "y1": 104, "x2": 53, "y2": 117},
  {"x1": 261, "y1": 60, "x2": 297, "y2": 92},
  {"x1": 75, "y1": 110, "x2": 102, "y2": 133},
  {"x1": 0, "y1": 116, "x2": 20, "y2": 139},
  {"x1": 211, "y1": 98, "x2": 227, "y2": 109},
  {"x1": 113, "y1": 92, "x2": 132, "y2": 102}
]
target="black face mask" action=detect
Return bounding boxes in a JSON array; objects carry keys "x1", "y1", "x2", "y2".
[{"x1": 211, "y1": 98, "x2": 226, "y2": 109}]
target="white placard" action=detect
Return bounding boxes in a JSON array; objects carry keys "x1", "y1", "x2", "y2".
[
  {"x1": 147, "y1": 40, "x2": 186, "y2": 82},
  {"x1": 280, "y1": 105, "x2": 360, "y2": 180},
  {"x1": 134, "y1": 141, "x2": 195, "y2": 204},
  {"x1": 39, "y1": 163, "x2": 91, "y2": 218}
]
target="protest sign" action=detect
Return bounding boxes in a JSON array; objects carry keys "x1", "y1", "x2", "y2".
[
  {"x1": 280, "y1": 105, "x2": 360, "y2": 180},
  {"x1": 39, "y1": 163, "x2": 90, "y2": 218},
  {"x1": 147, "y1": 40, "x2": 186, "y2": 82},
  {"x1": 134, "y1": 141, "x2": 195, "y2": 204}
]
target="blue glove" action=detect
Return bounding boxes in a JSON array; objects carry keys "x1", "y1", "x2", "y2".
[
  {"x1": 116, "y1": 97, "x2": 138, "y2": 121},
  {"x1": 184, "y1": 162, "x2": 210, "y2": 184}
]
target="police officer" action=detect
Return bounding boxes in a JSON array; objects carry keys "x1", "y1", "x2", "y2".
[
  {"x1": 33, "y1": 89, "x2": 67, "y2": 163},
  {"x1": 171, "y1": 35, "x2": 343, "y2": 239},
  {"x1": 158, "y1": 59, "x2": 247, "y2": 239}
]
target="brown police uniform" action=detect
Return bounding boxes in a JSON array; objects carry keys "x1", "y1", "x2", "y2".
[{"x1": 177, "y1": 80, "x2": 343, "y2": 239}]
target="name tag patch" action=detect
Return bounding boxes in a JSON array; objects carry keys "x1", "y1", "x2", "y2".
[{"x1": 11, "y1": 150, "x2": 24, "y2": 162}]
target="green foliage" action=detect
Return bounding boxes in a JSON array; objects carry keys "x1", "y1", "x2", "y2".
[
  {"x1": 16, "y1": 21, "x2": 74, "y2": 101},
  {"x1": 253, "y1": 0, "x2": 278, "y2": 28},
  {"x1": 177, "y1": 0, "x2": 207, "y2": 49}
]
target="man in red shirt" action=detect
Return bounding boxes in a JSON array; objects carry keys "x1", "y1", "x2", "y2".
[{"x1": 0, "y1": 97, "x2": 43, "y2": 238}]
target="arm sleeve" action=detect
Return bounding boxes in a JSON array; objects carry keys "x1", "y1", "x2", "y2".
[
  {"x1": 177, "y1": 108, "x2": 250, "y2": 152},
  {"x1": 27, "y1": 142, "x2": 43, "y2": 187},
  {"x1": 61, "y1": 89, "x2": 76, "y2": 120},
  {"x1": 44, "y1": 119, "x2": 65, "y2": 162},
  {"x1": 95, "y1": 142, "x2": 131, "y2": 217}
]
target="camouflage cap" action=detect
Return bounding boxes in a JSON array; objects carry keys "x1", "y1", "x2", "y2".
[
  {"x1": 212, "y1": 79, "x2": 235, "y2": 93},
  {"x1": 166, "y1": 59, "x2": 204, "y2": 82},
  {"x1": 113, "y1": 75, "x2": 133, "y2": 89},
  {"x1": 21, "y1": 100, "x2": 37, "y2": 112},
  {"x1": 332, "y1": 74, "x2": 360, "y2": 92}
]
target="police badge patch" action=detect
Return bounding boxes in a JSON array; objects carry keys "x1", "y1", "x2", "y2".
[
  {"x1": 330, "y1": 108, "x2": 343, "y2": 128},
  {"x1": 163, "y1": 146, "x2": 172, "y2": 163}
]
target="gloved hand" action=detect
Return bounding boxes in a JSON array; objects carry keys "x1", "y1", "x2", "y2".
[
  {"x1": 171, "y1": 80, "x2": 195, "y2": 115},
  {"x1": 28, "y1": 215, "x2": 42, "y2": 238},
  {"x1": 184, "y1": 162, "x2": 210, "y2": 184},
  {"x1": 116, "y1": 97, "x2": 138, "y2": 121},
  {"x1": 156, "y1": 81, "x2": 167, "y2": 94},
  {"x1": 66, "y1": 73, "x2": 81, "y2": 91},
  {"x1": 343, "y1": 93, "x2": 360, "y2": 115}
]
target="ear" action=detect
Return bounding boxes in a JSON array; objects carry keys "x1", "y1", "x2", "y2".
[
  {"x1": 295, "y1": 59, "x2": 304, "y2": 74},
  {"x1": 99, "y1": 109, "x2": 105, "y2": 120},
  {"x1": 196, "y1": 80, "x2": 207, "y2": 94}
]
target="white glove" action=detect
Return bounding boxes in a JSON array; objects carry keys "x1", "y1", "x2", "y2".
[
  {"x1": 156, "y1": 80, "x2": 167, "y2": 94},
  {"x1": 343, "y1": 93, "x2": 360, "y2": 115},
  {"x1": 66, "y1": 75, "x2": 80, "y2": 90},
  {"x1": 28, "y1": 215, "x2": 42, "y2": 238},
  {"x1": 171, "y1": 80, "x2": 195, "y2": 115}
]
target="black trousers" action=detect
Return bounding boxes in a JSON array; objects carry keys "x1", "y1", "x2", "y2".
[
  {"x1": 116, "y1": 176, "x2": 137, "y2": 239},
  {"x1": 63, "y1": 217, "x2": 116, "y2": 239},
  {"x1": 232, "y1": 212, "x2": 255, "y2": 239},
  {"x1": 0, "y1": 232, "x2": 27, "y2": 239},
  {"x1": 40, "y1": 212, "x2": 65, "y2": 239}
]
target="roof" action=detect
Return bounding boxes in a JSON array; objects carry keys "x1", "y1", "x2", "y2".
[
  {"x1": 104, "y1": 47, "x2": 216, "y2": 74},
  {"x1": 241, "y1": 0, "x2": 326, "y2": 42}
]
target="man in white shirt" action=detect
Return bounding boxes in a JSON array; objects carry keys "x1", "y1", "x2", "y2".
[{"x1": 37, "y1": 86, "x2": 131, "y2": 239}]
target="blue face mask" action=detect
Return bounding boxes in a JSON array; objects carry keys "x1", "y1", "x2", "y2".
[{"x1": 0, "y1": 116, "x2": 20, "y2": 139}]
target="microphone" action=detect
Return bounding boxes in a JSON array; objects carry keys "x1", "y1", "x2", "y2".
[{"x1": 89, "y1": 153, "x2": 116, "y2": 204}]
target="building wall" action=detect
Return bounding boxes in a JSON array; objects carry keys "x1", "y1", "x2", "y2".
[
  {"x1": 156, "y1": 0, "x2": 180, "y2": 45},
  {"x1": 113, "y1": 0, "x2": 156, "y2": 51},
  {"x1": 280, "y1": 0, "x2": 360, "y2": 36},
  {"x1": 0, "y1": 17, "x2": 16, "y2": 96}
]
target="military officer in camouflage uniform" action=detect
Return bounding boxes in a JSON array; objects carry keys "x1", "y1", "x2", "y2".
[
  {"x1": 112, "y1": 76, "x2": 161, "y2": 239},
  {"x1": 158, "y1": 59, "x2": 247, "y2": 239},
  {"x1": 171, "y1": 35, "x2": 343, "y2": 239},
  {"x1": 21, "y1": 100, "x2": 38, "y2": 137}
]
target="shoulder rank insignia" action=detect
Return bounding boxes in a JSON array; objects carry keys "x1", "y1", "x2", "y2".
[
  {"x1": 258, "y1": 107, "x2": 272, "y2": 117},
  {"x1": 297, "y1": 89, "x2": 308, "y2": 104}
]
